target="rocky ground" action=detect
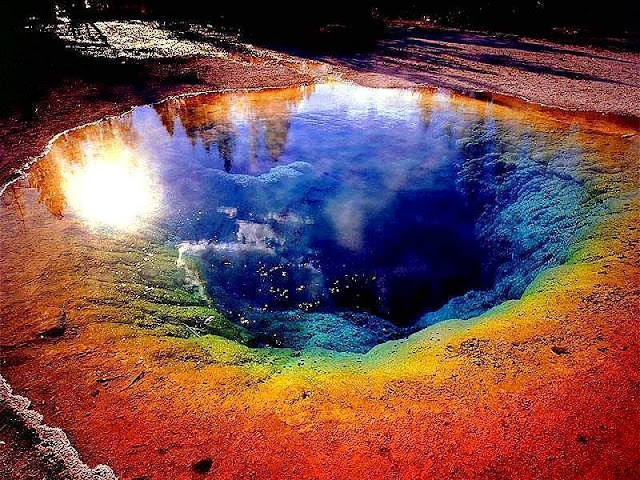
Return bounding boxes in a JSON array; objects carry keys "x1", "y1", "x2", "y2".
[{"x1": 320, "y1": 21, "x2": 640, "y2": 117}]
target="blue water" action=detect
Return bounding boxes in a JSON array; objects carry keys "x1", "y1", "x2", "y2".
[{"x1": 69, "y1": 84, "x2": 604, "y2": 351}]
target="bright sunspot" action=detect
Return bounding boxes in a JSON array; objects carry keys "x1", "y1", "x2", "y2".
[{"x1": 60, "y1": 144, "x2": 159, "y2": 231}]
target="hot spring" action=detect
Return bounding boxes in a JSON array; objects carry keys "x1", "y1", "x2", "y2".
[{"x1": 0, "y1": 83, "x2": 609, "y2": 352}]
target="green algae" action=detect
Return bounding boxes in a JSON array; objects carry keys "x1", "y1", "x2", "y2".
[{"x1": 84, "y1": 239, "x2": 253, "y2": 344}]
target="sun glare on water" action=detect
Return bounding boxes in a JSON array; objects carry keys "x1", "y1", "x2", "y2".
[{"x1": 61, "y1": 144, "x2": 159, "y2": 231}]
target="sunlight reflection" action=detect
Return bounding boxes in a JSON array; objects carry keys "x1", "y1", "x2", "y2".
[{"x1": 60, "y1": 143, "x2": 159, "y2": 231}]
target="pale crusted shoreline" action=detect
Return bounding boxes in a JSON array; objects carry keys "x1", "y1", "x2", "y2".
[{"x1": 0, "y1": 376, "x2": 117, "y2": 479}]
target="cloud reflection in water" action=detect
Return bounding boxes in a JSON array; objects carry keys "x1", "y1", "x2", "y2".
[{"x1": 14, "y1": 83, "x2": 608, "y2": 351}]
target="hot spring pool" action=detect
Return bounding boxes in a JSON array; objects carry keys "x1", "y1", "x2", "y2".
[{"x1": 0, "y1": 83, "x2": 610, "y2": 352}]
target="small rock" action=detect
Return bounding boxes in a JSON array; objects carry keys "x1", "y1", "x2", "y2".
[
  {"x1": 192, "y1": 457, "x2": 213, "y2": 474},
  {"x1": 39, "y1": 310, "x2": 67, "y2": 338},
  {"x1": 551, "y1": 346, "x2": 570, "y2": 355},
  {"x1": 40, "y1": 323, "x2": 66, "y2": 338}
]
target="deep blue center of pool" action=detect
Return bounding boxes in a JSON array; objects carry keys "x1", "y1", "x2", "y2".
[{"x1": 124, "y1": 84, "x2": 599, "y2": 351}]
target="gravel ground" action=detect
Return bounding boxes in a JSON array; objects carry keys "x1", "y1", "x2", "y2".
[
  {"x1": 321, "y1": 22, "x2": 640, "y2": 118},
  {"x1": 47, "y1": 20, "x2": 230, "y2": 60}
]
